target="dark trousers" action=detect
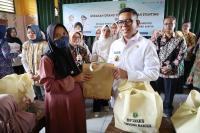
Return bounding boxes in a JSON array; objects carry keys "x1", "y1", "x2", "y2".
[
  {"x1": 93, "y1": 99, "x2": 109, "y2": 112},
  {"x1": 13, "y1": 65, "x2": 25, "y2": 75},
  {"x1": 155, "y1": 77, "x2": 177, "y2": 116},
  {"x1": 184, "y1": 60, "x2": 193, "y2": 83},
  {"x1": 33, "y1": 85, "x2": 44, "y2": 101},
  {"x1": 150, "y1": 81, "x2": 163, "y2": 94}
]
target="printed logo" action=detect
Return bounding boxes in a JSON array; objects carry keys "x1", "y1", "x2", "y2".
[{"x1": 133, "y1": 112, "x2": 138, "y2": 118}]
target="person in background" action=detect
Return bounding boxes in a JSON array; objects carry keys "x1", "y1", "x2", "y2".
[
  {"x1": 110, "y1": 22, "x2": 120, "y2": 40},
  {"x1": 177, "y1": 21, "x2": 196, "y2": 89},
  {"x1": 154, "y1": 16, "x2": 187, "y2": 117},
  {"x1": 74, "y1": 22, "x2": 92, "y2": 53},
  {"x1": 0, "y1": 25, "x2": 19, "y2": 79},
  {"x1": 93, "y1": 28, "x2": 101, "y2": 43},
  {"x1": 150, "y1": 29, "x2": 163, "y2": 91},
  {"x1": 92, "y1": 25, "x2": 113, "y2": 62},
  {"x1": 90, "y1": 27, "x2": 101, "y2": 53},
  {"x1": 39, "y1": 23, "x2": 91, "y2": 133},
  {"x1": 91, "y1": 25, "x2": 114, "y2": 117},
  {"x1": 150, "y1": 29, "x2": 163, "y2": 44},
  {"x1": 107, "y1": 8, "x2": 160, "y2": 109},
  {"x1": 187, "y1": 35, "x2": 200, "y2": 92},
  {"x1": 21, "y1": 24, "x2": 48, "y2": 100},
  {"x1": 6, "y1": 27, "x2": 24, "y2": 74},
  {"x1": 69, "y1": 31, "x2": 90, "y2": 69}
]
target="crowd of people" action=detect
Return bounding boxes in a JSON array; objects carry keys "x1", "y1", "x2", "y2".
[{"x1": 0, "y1": 7, "x2": 200, "y2": 133}]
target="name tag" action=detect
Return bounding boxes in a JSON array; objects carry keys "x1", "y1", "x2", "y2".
[{"x1": 114, "y1": 51, "x2": 121, "y2": 54}]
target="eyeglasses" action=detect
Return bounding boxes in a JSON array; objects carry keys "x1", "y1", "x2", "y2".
[
  {"x1": 117, "y1": 19, "x2": 133, "y2": 26},
  {"x1": 164, "y1": 23, "x2": 174, "y2": 26}
]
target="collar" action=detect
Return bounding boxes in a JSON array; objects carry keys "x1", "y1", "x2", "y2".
[
  {"x1": 120, "y1": 31, "x2": 140, "y2": 44},
  {"x1": 130, "y1": 31, "x2": 140, "y2": 41},
  {"x1": 162, "y1": 32, "x2": 176, "y2": 38}
]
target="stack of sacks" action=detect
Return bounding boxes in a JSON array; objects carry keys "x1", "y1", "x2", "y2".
[{"x1": 0, "y1": 73, "x2": 35, "y2": 109}]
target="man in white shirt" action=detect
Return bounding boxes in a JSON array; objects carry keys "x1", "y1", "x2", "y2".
[{"x1": 108, "y1": 8, "x2": 160, "y2": 106}]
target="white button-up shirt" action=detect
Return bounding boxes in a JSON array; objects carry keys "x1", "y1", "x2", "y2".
[{"x1": 108, "y1": 32, "x2": 160, "y2": 82}]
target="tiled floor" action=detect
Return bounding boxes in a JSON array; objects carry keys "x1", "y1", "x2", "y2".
[
  {"x1": 40, "y1": 93, "x2": 188, "y2": 133},
  {"x1": 40, "y1": 99, "x2": 113, "y2": 133},
  {"x1": 85, "y1": 99, "x2": 113, "y2": 133}
]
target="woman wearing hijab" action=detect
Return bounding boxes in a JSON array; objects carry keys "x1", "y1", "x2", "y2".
[
  {"x1": 94, "y1": 27, "x2": 101, "y2": 42},
  {"x1": 39, "y1": 23, "x2": 91, "y2": 133},
  {"x1": 6, "y1": 27, "x2": 24, "y2": 74},
  {"x1": 91, "y1": 25, "x2": 114, "y2": 117},
  {"x1": 21, "y1": 24, "x2": 48, "y2": 100},
  {"x1": 0, "y1": 25, "x2": 19, "y2": 78},
  {"x1": 69, "y1": 31, "x2": 90, "y2": 69},
  {"x1": 92, "y1": 25, "x2": 113, "y2": 62},
  {"x1": 91, "y1": 27, "x2": 101, "y2": 53},
  {"x1": 74, "y1": 22, "x2": 92, "y2": 53},
  {"x1": 0, "y1": 94, "x2": 36, "y2": 133},
  {"x1": 110, "y1": 22, "x2": 120, "y2": 40}
]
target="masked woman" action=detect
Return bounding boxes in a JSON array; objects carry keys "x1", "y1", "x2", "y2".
[{"x1": 39, "y1": 23, "x2": 91, "y2": 133}]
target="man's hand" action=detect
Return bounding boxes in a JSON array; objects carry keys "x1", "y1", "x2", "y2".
[
  {"x1": 187, "y1": 75, "x2": 193, "y2": 84},
  {"x1": 113, "y1": 68, "x2": 128, "y2": 79},
  {"x1": 161, "y1": 66, "x2": 171, "y2": 74}
]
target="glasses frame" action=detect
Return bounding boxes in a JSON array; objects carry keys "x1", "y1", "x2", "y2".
[{"x1": 116, "y1": 19, "x2": 134, "y2": 26}]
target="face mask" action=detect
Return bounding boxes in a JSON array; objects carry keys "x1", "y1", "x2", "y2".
[{"x1": 54, "y1": 36, "x2": 69, "y2": 48}]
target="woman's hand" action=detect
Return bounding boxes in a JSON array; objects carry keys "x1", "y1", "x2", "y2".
[
  {"x1": 29, "y1": 72, "x2": 40, "y2": 81},
  {"x1": 32, "y1": 74, "x2": 40, "y2": 81},
  {"x1": 73, "y1": 72, "x2": 92, "y2": 82}
]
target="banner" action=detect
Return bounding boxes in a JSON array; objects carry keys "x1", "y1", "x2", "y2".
[{"x1": 63, "y1": 0, "x2": 165, "y2": 36}]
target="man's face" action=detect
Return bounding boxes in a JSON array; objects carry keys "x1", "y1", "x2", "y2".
[
  {"x1": 118, "y1": 12, "x2": 138, "y2": 39},
  {"x1": 163, "y1": 18, "x2": 176, "y2": 33},
  {"x1": 182, "y1": 23, "x2": 190, "y2": 33}
]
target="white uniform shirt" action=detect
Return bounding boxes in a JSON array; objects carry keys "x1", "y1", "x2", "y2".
[
  {"x1": 108, "y1": 32, "x2": 160, "y2": 107},
  {"x1": 108, "y1": 32, "x2": 160, "y2": 81}
]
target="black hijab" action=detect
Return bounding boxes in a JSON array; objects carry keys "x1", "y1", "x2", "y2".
[
  {"x1": 46, "y1": 23, "x2": 81, "y2": 79},
  {"x1": 6, "y1": 27, "x2": 22, "y2": 45}
]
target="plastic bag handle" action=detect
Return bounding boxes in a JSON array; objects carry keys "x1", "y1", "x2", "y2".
[{"x1": 89, "y1": 62, "x2": 105, "y2": 72}]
